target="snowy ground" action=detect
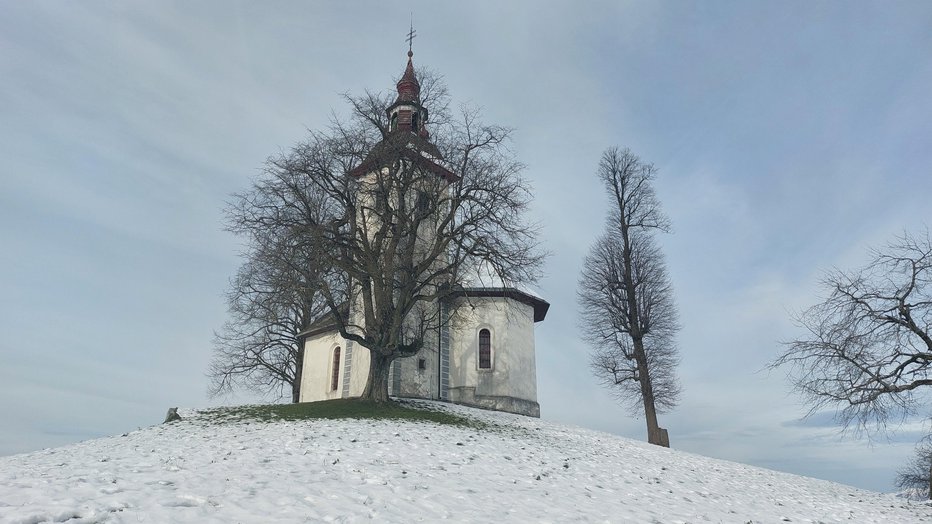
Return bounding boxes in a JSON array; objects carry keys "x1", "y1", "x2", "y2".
[{"x1": 2, "y1": 401, "x2": 930, "y2": 523}]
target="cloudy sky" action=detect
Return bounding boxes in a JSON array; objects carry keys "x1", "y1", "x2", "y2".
[{"x1": 2, "y1": 1, "x2": 931, "y2": 493}]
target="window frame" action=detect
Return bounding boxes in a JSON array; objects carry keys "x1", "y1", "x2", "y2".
[
  {"x1": 478, "y1": 328, "x2": 493, "y2": 371},
  {"x1": 330, "y1": 346, "x2": 342, "y2": 392}
]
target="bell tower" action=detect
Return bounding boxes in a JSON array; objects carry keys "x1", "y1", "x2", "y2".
[
  {"x1": 386, "y1": 52, "x2": 428, "y2": 137},
  {"x1": 348, "y1": 41, "x2": 453, "y2": 181},
  {"x1": 387, "y1": 24, "x2": 429, "y2": 138}
]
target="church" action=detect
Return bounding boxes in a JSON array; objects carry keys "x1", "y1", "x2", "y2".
[{"x1": 297, "y1": 48, "x2": 548, "y2": 418}]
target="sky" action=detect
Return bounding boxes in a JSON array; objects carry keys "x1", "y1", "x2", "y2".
[{"x1": 1, "y1": 1, "x2": 931, "y2": 493}]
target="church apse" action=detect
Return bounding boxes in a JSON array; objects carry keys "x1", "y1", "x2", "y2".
[{"x1": 444, "y1": 293, "x2": 542, "y2": 417}]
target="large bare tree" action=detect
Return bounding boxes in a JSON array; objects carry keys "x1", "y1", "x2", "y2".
[
  {"x1": 208, "y1": 187, "x2": 327, "y2": 403},
  {"x1": 578, "y1": 147, "x2": 680, "y2": 447},
  {"x1": 772, "y1": 230, "x2": 932, "y2": 433},
  {"x1": 208, "y1": 68, "x2": 448, "y2": 403},
  {"x1": 226, "y1": 67, "x2": 543, "y2": 403}
]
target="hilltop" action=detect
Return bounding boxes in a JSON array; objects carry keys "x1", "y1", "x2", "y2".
[{"x1": 1, "y1": 400, "x2": 930, "y2": 523}]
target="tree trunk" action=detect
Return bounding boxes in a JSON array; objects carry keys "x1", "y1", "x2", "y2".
[
  {"x1": 291, "y1": 380, "x2": 300, "y2": 404},
  {"x1": 291, "y1": 346, "x2": 305, "y2": 403},
  {"x1": 360, "y1": 351, "x2": 392, "y2": 402},
  {"x1": 634, "y1": 339, "x2": 667, "y2": 447},
  {"x1": 618, "y1": 215, "x2": 667, "y2": 447}
]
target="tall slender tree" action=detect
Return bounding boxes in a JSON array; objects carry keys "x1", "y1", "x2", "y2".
[{"x1": 578, "y1": 147, "x2": 680, "y2": 446}]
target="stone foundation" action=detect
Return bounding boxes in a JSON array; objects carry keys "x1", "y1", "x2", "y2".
[{"x1": 447, "y1": 386, "x2": 540, "y2": 417}]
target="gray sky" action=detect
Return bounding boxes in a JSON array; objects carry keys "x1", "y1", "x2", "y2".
[{"x1": 2, "y1": 1, "x2": 931, "y2": 493}]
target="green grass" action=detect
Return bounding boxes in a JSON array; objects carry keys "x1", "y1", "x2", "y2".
[{"x1": 197, "y1": 399, "x2": 484, "y2": 428}]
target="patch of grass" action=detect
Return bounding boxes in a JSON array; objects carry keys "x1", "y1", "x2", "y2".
[{"x1": 197, "y1": 399, "x2": 485, "y2": 429}]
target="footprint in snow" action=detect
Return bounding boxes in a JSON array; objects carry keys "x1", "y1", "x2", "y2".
[{"x1": 161, "y1": 495, "x2": 207, "y2": 508}]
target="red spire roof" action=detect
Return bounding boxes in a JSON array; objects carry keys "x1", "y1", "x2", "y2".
[{"x1": 395, "y1": 50, "x2": 420, "y2": 103}]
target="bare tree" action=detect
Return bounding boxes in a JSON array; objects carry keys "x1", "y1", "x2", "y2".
[
  {"x1": 227, "y1": 66, "x2": 543, "y2": 403},
  {"x1": 208, "y1": 187, "x2": 327, "y2": 403},
  {"x1": 896, "y1": 435, "x2": 932, "y2": 500},
  {"x1": 578, "y1": 147, "x2": 680, "y2": 447},
  {"x1": 772, "y1": 231, "x2": 932, "y2": 433}
]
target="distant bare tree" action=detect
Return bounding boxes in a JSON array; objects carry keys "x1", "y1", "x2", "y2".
[
  {"x1": 772, "y1": 231, "x2": 932, "y2": 433},
  {"x1": 578, "y1": 147, "x2": 681, "y2": 447},
  {"x1": 896, "y1": 435, "x2": 932, "y2": 500}
]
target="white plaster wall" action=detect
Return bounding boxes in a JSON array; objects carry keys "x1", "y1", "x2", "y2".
[
  {"x1": 347, "y1": 342, "x2": 370, "y2": 398},
  {"x1": 448, "y1": 297, "x2": 538, "y2": 403},
  {"x1": 300, "y1": 331, "x2": 372, "y2": 400},
  {"x1": 300, "y1": 332, "x2": 346, "y2": 403},
  {"x1": 395, "y1": 346, "x2": 438, "y2": 399}
]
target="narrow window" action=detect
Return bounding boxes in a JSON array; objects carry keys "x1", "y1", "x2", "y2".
[
  {"x1": 411, "y1": 112, "x2": 419, "y2": 132},
  {"x1": 390, "y1": 113, "x2": 398, "y2": 132},
  {"x1": 418, "y1": 358, "x2": 427, "y2": 371},
  {"x1": 478, "y1": 329, "x2": 491, "y2": 369},
  {"x1": 415, "y1": 190, "x2": 429, "y2": 217},
  {"x1": 331, "y1": 347, "x2": 341, "y2": 391}
]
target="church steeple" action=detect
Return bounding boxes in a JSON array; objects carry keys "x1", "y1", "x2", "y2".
[
  {"x1": 387, "y1": 45, "x2": 429, "y2": 139},
  {"x1": 351, "y1": 33, "x2": 455, "y2": 181},
  {"x1": 395, "y1": 51, "x2": 420, "y2": 103}
]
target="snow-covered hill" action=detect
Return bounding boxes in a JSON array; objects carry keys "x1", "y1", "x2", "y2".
[{"x1": 1, "y1": 401, "x2": 930, "y2": 523}]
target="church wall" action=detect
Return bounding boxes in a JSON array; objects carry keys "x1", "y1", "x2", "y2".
[
  {"x1": 346, "y1": 342, "x2": 370, "y2": 398},
  {"x1": 447, "y1": 297, "x2": 540, "y2": 417},
  {"x1": 300, "y1": 331, "x2": 372, "y2": 401},
  {"x1": 394, "y1": 345, "x2": 438, "y2": 400},
  {"x1": 392, "y1": 300, "x2": 441, "y2": 400},
  {"x1": 299, "y1": 332, "x2": 346, "y2": 403}
]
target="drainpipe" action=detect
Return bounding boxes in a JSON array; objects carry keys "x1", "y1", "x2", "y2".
[{"x1": 437, "y1": 301, "x2": 442, "y2": 400}]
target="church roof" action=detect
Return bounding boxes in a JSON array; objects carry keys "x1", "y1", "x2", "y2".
[
  {"x1": 451, "y1": 287, "x2": 550, "y2": 322},
  {"x1": 348, "y1": 131, "x2": 456, "y2": 181},
  {"x1": 298, "y1": 285, "x2": 549, "y2": 342},
  {"x1": 394, "y1": 51, "x2": 420, "y2": 104},
  {"x1": 348, "y1": 49, "x2": 455, "y2": 181},
  {"x1": 297, "y1": 302, "x2": 349, "y2": 340}
]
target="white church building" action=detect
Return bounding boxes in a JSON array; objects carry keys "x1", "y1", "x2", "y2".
[{"x1": 297, "y1": 49, "x2": 548, "y2": 418}]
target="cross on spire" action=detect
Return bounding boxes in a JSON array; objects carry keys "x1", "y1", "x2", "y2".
[{"x1": 406, "y1": 17, "x2": 416, "y2": 56}]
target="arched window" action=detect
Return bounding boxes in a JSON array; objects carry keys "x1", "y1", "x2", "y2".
[
  {"x1": 390, "y1": 113, "x2": 398, "y2": 132},
  {"x1": 331, "y1": 347, "x2": 341, "y2": 391},
  {"x1": 411, "y1": 112, "x2": 419, "y2": 132},
  {"x1": 478, "y1": 329, "x2": 492, "y2": 369}
]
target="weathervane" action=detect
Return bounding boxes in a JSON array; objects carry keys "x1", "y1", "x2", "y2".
[{"x1": 406, "y1": 15, "x2": 416, "y2": 55}]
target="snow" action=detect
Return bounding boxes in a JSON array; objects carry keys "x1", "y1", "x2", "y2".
[{"x1": 1, "y1": 401, "x2": 930, "y2": 523}]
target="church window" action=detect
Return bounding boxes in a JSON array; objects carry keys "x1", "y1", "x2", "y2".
[
  {"x1": 390, "y1": 113, "x2": 398, "y2": 132},
  {"x1": 331, "y1": 347, "x2": 341, "y2": 391},
  {"x1": 478, "y1": 329, "x2": 492, "y2": 369},
  {"x1": 411, "y1": 112, "x2": 419, "y2": 132},
  {"x1": 415, "y1": 190, "x2": 429, "y2": 217},
  {"x1": 374, "y1": 187, "x2": 389, "y2": 216}
]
